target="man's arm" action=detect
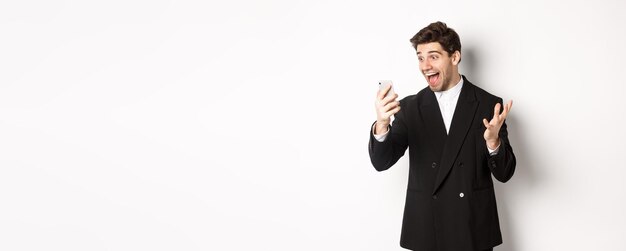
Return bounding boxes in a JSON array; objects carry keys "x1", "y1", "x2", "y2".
[
  {"x1": 368, "y1": 84, "x2": 407, "y2": 171},
  {"x1": 368, "y1": 110, "x2": 409, "y2": 171},
  {"x1": 483, "y1": 99, "x2": 516, "y2": 182},
  {"x1": 487, "y1": 120, "x2": 516, "y2": 182}
]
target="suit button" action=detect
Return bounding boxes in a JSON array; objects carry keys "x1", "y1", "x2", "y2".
[
  {"x1": 459, "y1": 193, "x2": 464, "y2": 198},
  {"x1": 432, "y1": 195, "x2": 438, "y2": 199},
  {"x1": 432, "y1": 162, "x2": 437, "y2": 168},
  {"x1": 459, "y1": 162, "x2": 463, "y2": 167}
]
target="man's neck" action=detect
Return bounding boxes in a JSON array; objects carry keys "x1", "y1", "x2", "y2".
[{"x1": 439, "y1": 74, "x2": 462, "y2": 93}]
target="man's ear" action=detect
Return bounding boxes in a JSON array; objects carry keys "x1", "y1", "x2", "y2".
[{"x1": 452, "y1": 51, "x2": 461, "y2": 65}]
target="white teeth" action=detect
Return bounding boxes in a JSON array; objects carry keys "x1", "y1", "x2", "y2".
[{"x1": 425, "y1": 72, "x2": 438, "y2": 76}]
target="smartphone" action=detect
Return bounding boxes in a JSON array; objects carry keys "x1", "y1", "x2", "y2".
[{"x1": 378, "y1": 80, "x2": 395, "y2": 98}]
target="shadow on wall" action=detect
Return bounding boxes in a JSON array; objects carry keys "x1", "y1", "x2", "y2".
[
  {"x1": 462, "y1": 47, "x2": 543, "y2": 251},
  {"x1": 460, "y1": 47, "x2": 480, "y2": 83}
]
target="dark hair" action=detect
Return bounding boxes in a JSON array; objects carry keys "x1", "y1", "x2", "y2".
[{"x1": 410, "y1": 21, "x2": 461, "y2": 59}]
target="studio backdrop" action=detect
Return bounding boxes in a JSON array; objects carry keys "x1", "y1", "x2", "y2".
[{"x1": 1, "y1": 0, "x2": 625, "y2": 250}]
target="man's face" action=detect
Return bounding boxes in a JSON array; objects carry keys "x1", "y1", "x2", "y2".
[{"x1": 416, "y1": 42, "x2": 460, "y2": 92}]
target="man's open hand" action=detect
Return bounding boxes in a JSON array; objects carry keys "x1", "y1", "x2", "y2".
[{"x1": 483, "y1": 100, "x2": 513, "y2": 150}]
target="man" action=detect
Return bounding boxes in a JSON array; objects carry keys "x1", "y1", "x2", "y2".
[{"x1": 368, "y1": 21, "x2": 516, "y2": 251}]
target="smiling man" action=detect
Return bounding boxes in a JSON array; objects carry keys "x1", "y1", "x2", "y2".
[{"x1": 369, "y1": 22, "x2": 516, "y2": 251}]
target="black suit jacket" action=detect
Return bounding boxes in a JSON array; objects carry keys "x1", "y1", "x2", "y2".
[{"x1": 368, "y1": 76, "x2": 516, "y2": 251}]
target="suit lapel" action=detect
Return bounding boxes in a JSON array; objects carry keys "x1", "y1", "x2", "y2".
[
  {"x1": 418, "y1": 90, "x2": 448, "y2": 149},
  {"x1": 419, "y1": 90, "x2": 448, "y2": 156},
  {"x1": 432, "y1": 79, "x2": 479, "y2": 194}
]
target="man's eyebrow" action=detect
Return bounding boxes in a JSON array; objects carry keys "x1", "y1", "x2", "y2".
[{"x1": 416, "y1": 50, "x2": 443, "y2": 55}]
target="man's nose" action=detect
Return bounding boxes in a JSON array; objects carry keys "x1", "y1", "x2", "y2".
[{"x1": 420, "y1": 61, "x2": 432, "y2": 71}]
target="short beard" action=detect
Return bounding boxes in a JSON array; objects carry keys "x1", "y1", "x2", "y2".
[{"x1": 429, "y1": 86, "x2": 441, "y2": 92}]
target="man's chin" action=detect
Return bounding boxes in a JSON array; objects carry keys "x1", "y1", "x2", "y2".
[{"x1": 428, "y1": 84, "x2": 442, "y2": 92}]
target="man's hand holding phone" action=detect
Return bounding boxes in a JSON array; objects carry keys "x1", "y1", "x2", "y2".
[{"x1": 375, "y1": 81, "x2": 400, "y2": 135}]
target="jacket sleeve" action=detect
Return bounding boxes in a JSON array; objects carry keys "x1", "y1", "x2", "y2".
[
  {"x1": 368, "y1": 100, "x2": 410, "y2": 172},
  {"x1": 487, "y1": 99, "x2": 516, "y2": 182}
]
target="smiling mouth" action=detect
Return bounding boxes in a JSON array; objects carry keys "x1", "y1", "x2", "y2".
[{"x1": 425, "y1": 72, "x2": 440, "y2": 86}]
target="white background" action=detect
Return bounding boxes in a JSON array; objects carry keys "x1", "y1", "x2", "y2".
[{"x1": 1, "y1": 0, "x2": 625, "y2": 250}]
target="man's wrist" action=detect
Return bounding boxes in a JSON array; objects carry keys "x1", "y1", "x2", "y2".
[
  {"x1": 486, "y1": 138, "x2": 500, "y2": 151},
  {"x1": 375, "y1": 121, "x2": 389, "y2": 135}
]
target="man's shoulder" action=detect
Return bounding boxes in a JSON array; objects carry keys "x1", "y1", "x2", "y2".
[{"x1": 466, "y1": 80, "x2": 503, "y2": 103}]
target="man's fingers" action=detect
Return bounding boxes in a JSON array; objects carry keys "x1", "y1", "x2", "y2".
[
  {"x1": 377, "y1": 84, "x2": 392, "y2": 100},
  {"x1": 492, "y1": 103, "x2": 501, "y2": 121},
  {"x1": 376, "y1": 85, "x2": 388, "y2": 100},
  {"x1": 382, "y1": 101, "x2": 400, "y2": 112},
  {"x1": 377, "y1": 94, "x2": 398, "y2": 109},
  {"x1": 505, "y1": 100, "x2": 513, "y2": 115},
  {"x1": 499, "y1": 100, "x2": 513, "y2": 120},
  {"x1": 383, "y1": 101, "x2": 399, "y2": 111},
  {"x1": 381, "y1": 93, "x2": 398, "y2": 104},
  {"x1": 483, "y1": 118, "x2": 490, "y2": 128},
  {"x1": 385, "y1": 106, "x2": 401, "y2": 117}
]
